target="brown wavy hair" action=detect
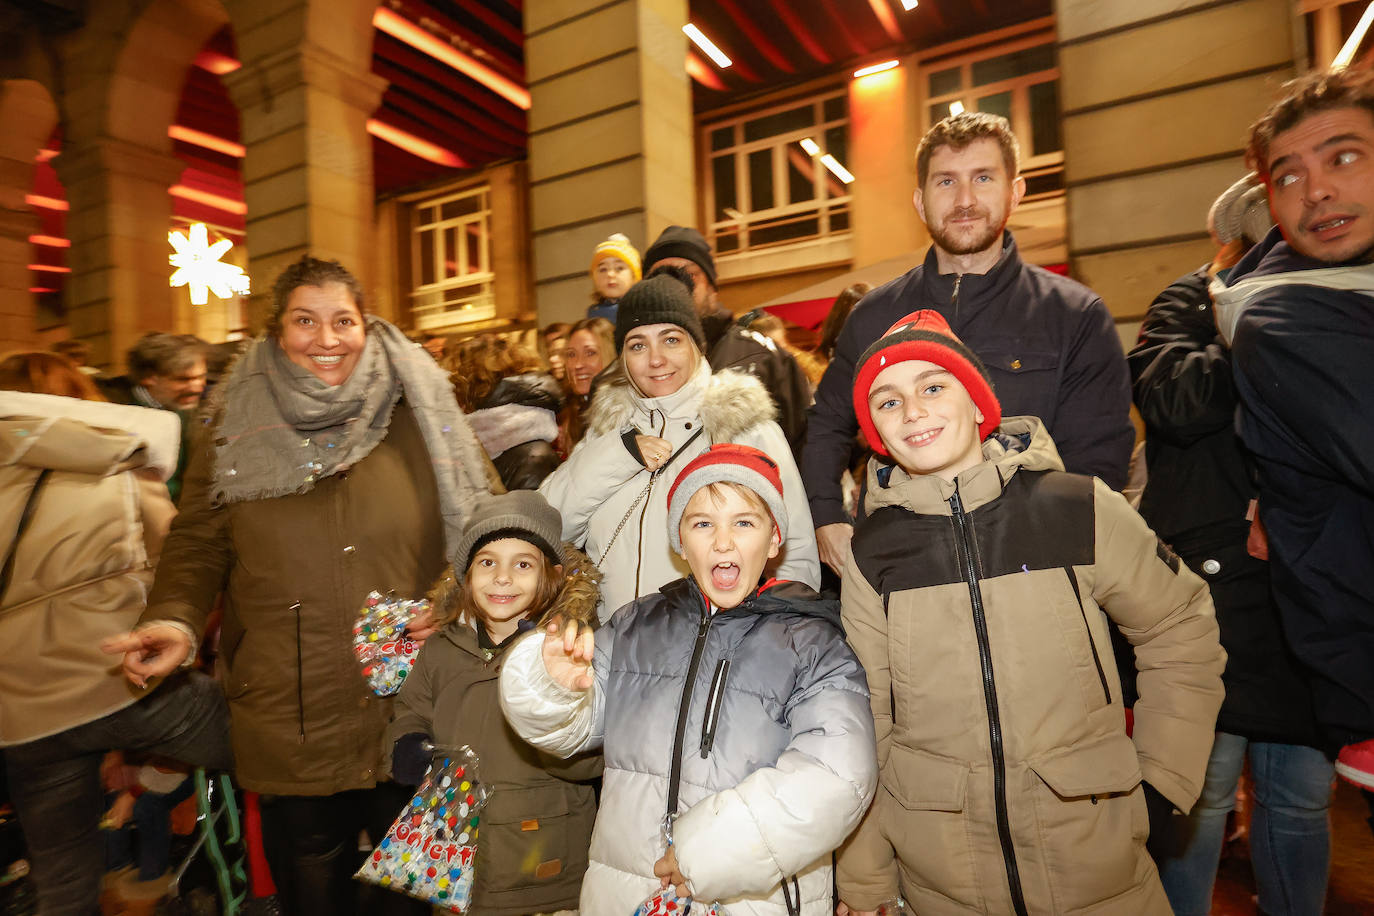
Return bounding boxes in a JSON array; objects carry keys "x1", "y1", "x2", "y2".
[
  {"x1": 916, "y1": 111, "x2": 1021, "y2": 187},
  {"x1": 1247, "y1": 68, "x2": 1374, "y2": 177},
  {"x1": 447, "y1": 335, "x2": 546, "y2": 411},
  {"x1": 0, "y1": 351, "x2": 105, "y2": 401}
]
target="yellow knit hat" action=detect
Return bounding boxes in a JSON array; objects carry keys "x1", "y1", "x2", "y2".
[{"x1": 589, "y1": 233, "x2": 642, "y2": 281}]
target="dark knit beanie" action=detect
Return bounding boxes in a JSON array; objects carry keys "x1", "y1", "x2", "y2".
[
  {"x1": 853, "y1": 310, "x2": 1002, "y2": 456},
  {"x1": 614, "y1": 274, "x2": 707, "y2": 353},
  {"x1": 643, "y1": 225, "x2": 718, "y2": 287},
  {"x1": 452, "y1": 491, "x2": 565, "y2": 581}
]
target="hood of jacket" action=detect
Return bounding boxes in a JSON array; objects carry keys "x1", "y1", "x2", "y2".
[
  {"x1": 428, "y1": 543, "x2": 602, "y2": 649},
  {"x1": 467, "y1": 402, "x2": 559, "y2": 458},
  {"x1": 586, "y1": 360, "x2": 777, "y2": 440},
  {"x1": 0, "y1": 390, "x2": 181, "y2": 481},
  {"x1": 1211, "y1": 225, "x2": 1374, "y2": 344},
  {"x1": 665, "y1": 576, "x2": 843, "y2": 632},
  {"x1": 864, "y1": 415, "x2": 1065, "y2": 517},
  {"x1": 478, "y1": 372, "x2": 564, "y2": 413}
]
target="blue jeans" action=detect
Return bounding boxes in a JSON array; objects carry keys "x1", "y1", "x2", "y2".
[
  {"x1": 105, "y1": 776, "x2": 195, "y2": 879},
  {"x1": 1154, "y1": 731, "x2": 1334, "y2": 916}
]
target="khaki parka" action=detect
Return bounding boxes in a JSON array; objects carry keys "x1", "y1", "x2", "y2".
[
  {"x1": 836, "y1": 418, "x2": 1225, "y2": 915},
  {"x1": 0, "y1": 394, "x2": 179, "y2": 746},
  {"x1": 140, "y1": 401, "x2": 446, "y2": 795}
]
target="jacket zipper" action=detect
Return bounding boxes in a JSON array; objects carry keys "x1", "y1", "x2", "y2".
[
  {"x1": 667, "y1": 597, "x2": 715, "y2": 818},
  {"x1": 951, "y1": 273, "x2": 963, "y2": 324},
  {"x1": 950, "y1": 491, "x2": 1027, "y2": 916},
  {"x1": 290, "y1": 600, "x2": 305, "y2": 743},
  {"x1": 698, "y1": 658, "x2": 730, "y2": 758},
  {"x1": 1063, "y1": 566, "x2": 1111, "y2": 705}
]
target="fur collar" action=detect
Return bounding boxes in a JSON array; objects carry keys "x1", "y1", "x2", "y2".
[
  {"x1": 586, "y1": 366, "x2": 777, "y2": 441},
  {"x1": 467, "y1": 403, "x2": 558, "y2": 458}
]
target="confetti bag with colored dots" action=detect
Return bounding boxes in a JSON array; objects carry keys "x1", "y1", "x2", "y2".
[
  {"x1": 632, "y1": 886, "x2": 725, "y2": 916},
  {"x1": 355, "y1": 745, "x2": 490, "y2": 913},
  {"x1": 352, "y1": 590, "x2": 429, "y2": 696}
]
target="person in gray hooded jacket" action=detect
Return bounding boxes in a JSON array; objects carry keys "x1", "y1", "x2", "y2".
[{"x1": 502, "y1": 444, "x2": 877, "y2": 915}]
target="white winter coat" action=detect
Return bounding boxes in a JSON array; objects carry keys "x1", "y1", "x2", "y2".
[{"x1": 538, "y1": 361, "x2": 819, "y2": 622}]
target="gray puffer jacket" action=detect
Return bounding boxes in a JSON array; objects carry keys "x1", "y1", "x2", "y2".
[{"x1": 500, "y1": 578, "x2": 877, "y2": 915}]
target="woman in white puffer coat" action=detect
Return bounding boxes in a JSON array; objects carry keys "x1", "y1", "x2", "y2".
[{"x1": 538, "y1": 274, "x2": 819, "y2": 622}]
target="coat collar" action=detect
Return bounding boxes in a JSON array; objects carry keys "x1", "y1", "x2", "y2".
[
  {"x1": 916, "y1": 231, "x2": 1023, "y2": 321},
  {"x1": 864, "y1": 416, "x2": 1065, "y2": 516},
  {"x1": 587, "y1": 364, "x2": 777, "y2": 440}
]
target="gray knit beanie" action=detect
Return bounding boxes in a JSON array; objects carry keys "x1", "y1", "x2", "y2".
[
  {"x1": 1208, "y1": 173, "x2": 1274, "y2": 247},
  {"x1": 452, "y1": 490, "x2": 565, "y2": 581}
]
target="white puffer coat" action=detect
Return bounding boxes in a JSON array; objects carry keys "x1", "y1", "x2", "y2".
[
  {"x1": 500, "y1": 578, "x2": 877, "y2": 915},
  {"x1": 539, "y1": 361, "x2": 819, "y2": 622}
]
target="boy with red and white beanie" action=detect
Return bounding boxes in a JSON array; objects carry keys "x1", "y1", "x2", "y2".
[
  {"x1": 500, "y1": 443, "x2": 878, "y2": 915},
  {"x1": 836, "y1": 310, "x2": 1226, "y2": 916}
]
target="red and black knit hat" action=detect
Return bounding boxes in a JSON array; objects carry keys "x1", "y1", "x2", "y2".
[
  {"x1": 666, "y1": 443, "x2": 787, "y2": 553},
  {"x1": 852, "y1": 310, "x2": 1001, "y2": 456}
]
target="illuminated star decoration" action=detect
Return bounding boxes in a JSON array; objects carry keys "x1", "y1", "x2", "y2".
[{"x1": 168, "y1": 223, "x2": 250, "y2": 305}]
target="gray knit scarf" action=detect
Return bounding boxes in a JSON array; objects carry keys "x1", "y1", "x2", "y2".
[{"x1": 210, "y1": 317, "x2": 489, "y2": 559}]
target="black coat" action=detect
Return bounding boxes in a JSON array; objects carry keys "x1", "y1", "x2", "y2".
[
  {"x1": 1129, "y1": 267, "x2": 1317, "y2": 745},
  {"x1": 701, "y1": 310, "x2": 811, "y2": 457},
  {"x1": 470, "y1": 374, "x2": 564, "y2": 492},
  {"x1": 1227, "y1": 229, "x2": 1374, "y2": 744},
  {"x1": 801, "y1": 233, "x2": 1134, "y2": 528}
]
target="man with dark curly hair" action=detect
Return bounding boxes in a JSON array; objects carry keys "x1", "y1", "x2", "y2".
[{"x1": 1214, "y1": 67, "x2": 1374, "y2": 797}]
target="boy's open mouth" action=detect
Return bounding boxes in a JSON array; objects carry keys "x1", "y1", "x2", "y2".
[{"x1": 711, "y1": 562, "x2": 741, "y2": 590}]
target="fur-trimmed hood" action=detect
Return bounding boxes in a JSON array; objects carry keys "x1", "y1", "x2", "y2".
[
  {"x1": 585, "y1": 361, "x2": 777, "y2": 441},
  {"x1": 426, "y1": 542, "x2": 602, "y2": 633}
]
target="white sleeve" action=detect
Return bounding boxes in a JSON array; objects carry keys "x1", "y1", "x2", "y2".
[
  {"x1": 499, "y1": 626, "x2": 611, "y2": 757},
  {"x1": 741, "y1": 421, "x2": 820, "y2": 588},
  {"x1": 539, "y1": 431, "x2": 644, "y2": 545}
]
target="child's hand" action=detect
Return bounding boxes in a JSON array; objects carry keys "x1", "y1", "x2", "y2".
[
  {"x1": 102, "y1": 791, "x2": 136, "y2": 830},
  {"x1": 836, "y1": 906, "x2": 879, "y2": 916},
  {"x1": 652, "y1": 847, "x2": 690, "y2": 898},
  {"x1": 404, "y1": 604, "x2": 438, "y2": 643},
  {"x1": 541, "y1": 617, "x2": 594, "y2": 691}
]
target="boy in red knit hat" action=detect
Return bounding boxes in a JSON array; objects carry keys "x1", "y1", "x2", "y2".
[
  {"x1": 501, "y1": 443, "x2": 877, "y2": 914},
  {"x1": 836, "y1": 311, "x2": 1226, "y2": 916}
]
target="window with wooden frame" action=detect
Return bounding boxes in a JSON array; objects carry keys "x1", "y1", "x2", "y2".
[
  {"x1": 409, "y1": 185, "x2": 495, "y2": 331},
  {"x1": 923, "y1": 37, "x2": 1064, "y2": 201},
  {"x1": 702, "y1": 89, "x2": 853, "y2": 257}
]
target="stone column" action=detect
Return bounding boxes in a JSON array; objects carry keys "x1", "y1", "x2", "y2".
[
  {"x1": 0, "y1": 205, "x2": 38, "y2": 351},
  {"x1": 524, "y1": 0, "x2": 696, "y2": 325},
  {"x1": 56, "y1": 137, "x2": 186, "y2": 368},
  {"x1": 1056, "y1": 0, "x2": 1296, "y2": 342},
  {"x1": 848, "y1": 53, "x2": 928, "y2": 267},
  {"x1": 225, "y1": 28, "x2": 386, "y2": 328}
]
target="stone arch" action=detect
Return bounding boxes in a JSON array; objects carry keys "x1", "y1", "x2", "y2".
[{"x1": 0, "y1": 79, "x2": 60, "y2": 350}]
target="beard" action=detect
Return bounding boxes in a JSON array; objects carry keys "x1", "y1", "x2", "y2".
[{"x1": 928, "y1": 206, "x2": 1008, "y2": 256}]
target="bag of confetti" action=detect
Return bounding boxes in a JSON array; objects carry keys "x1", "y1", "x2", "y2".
[
  {"x1": 632, "y1": 887, "x2": 725, "y2": 915},
  {"x1": 353, "y1": 590, "x2": 428, "y2": 695},
  {"x1": 356, "y1": 745, "x2": 490, "y2": 913}
]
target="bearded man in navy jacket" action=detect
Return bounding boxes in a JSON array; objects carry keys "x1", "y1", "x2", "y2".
[{"x1": 801, "y1": 111, "x2": 1133, "y2": 575}]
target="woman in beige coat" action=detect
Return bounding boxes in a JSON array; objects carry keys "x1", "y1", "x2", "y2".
[
  {"x1": 107, "y1": 256, "x2": 492, "y2": 915},
  {"x1": 0, "y1": 352, "x2": 232, "y2": 916}
]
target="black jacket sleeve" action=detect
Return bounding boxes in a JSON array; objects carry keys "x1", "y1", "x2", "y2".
[
  {"x1": 1053, "y1": 296, "x2": 1135, "y2": 489},
  {"x1": 1127, "y1": 268, "x2": 1237, "y2": 447},
  {"x1": 801, "y1": 306, "x2": 871, "y2": 528},
  {"x1": 494, "y1": 441, "x2": 561, "y2": 492}
]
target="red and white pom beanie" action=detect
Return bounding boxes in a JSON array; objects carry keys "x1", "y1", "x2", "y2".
[
  {"x1": 851, "y1": 309, "x2": 1002, "y2": 457},
  {"x1": 666, "y1": 443, "x2": 787, "y2": 553}
]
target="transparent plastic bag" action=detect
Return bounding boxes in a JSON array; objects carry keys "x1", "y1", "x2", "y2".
[
  {"x1": 352, "y1": 590, "x2": 428, "y2": 695},
  {"x1": 355, "y1": 745, "x2": 490, "y2": 913}
]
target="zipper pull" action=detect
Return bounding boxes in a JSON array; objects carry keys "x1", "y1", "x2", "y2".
[{"x1": 949, "y1": 491, "x2": 963, "y2": 514}]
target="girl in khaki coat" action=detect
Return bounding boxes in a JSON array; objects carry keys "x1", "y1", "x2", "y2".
[
  {"x1": 836, "y1": 312, "x2": 1225, "y2": 916},
  {"x1": 385, "y1": 491, "x2": 599, "y2": 916}
]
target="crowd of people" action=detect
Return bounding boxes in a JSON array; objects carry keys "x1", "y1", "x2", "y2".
[{"x1": 1, "y1": 66, "x2": 1372, "y2": 916}]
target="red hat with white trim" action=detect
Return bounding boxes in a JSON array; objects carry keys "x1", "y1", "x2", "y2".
[
  {"x1": 666, "y1": 443, "x2": 787, "y2": 553},
  {"x1": 852, "y1": 309, "x2": 1001, "y2": 457}
]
